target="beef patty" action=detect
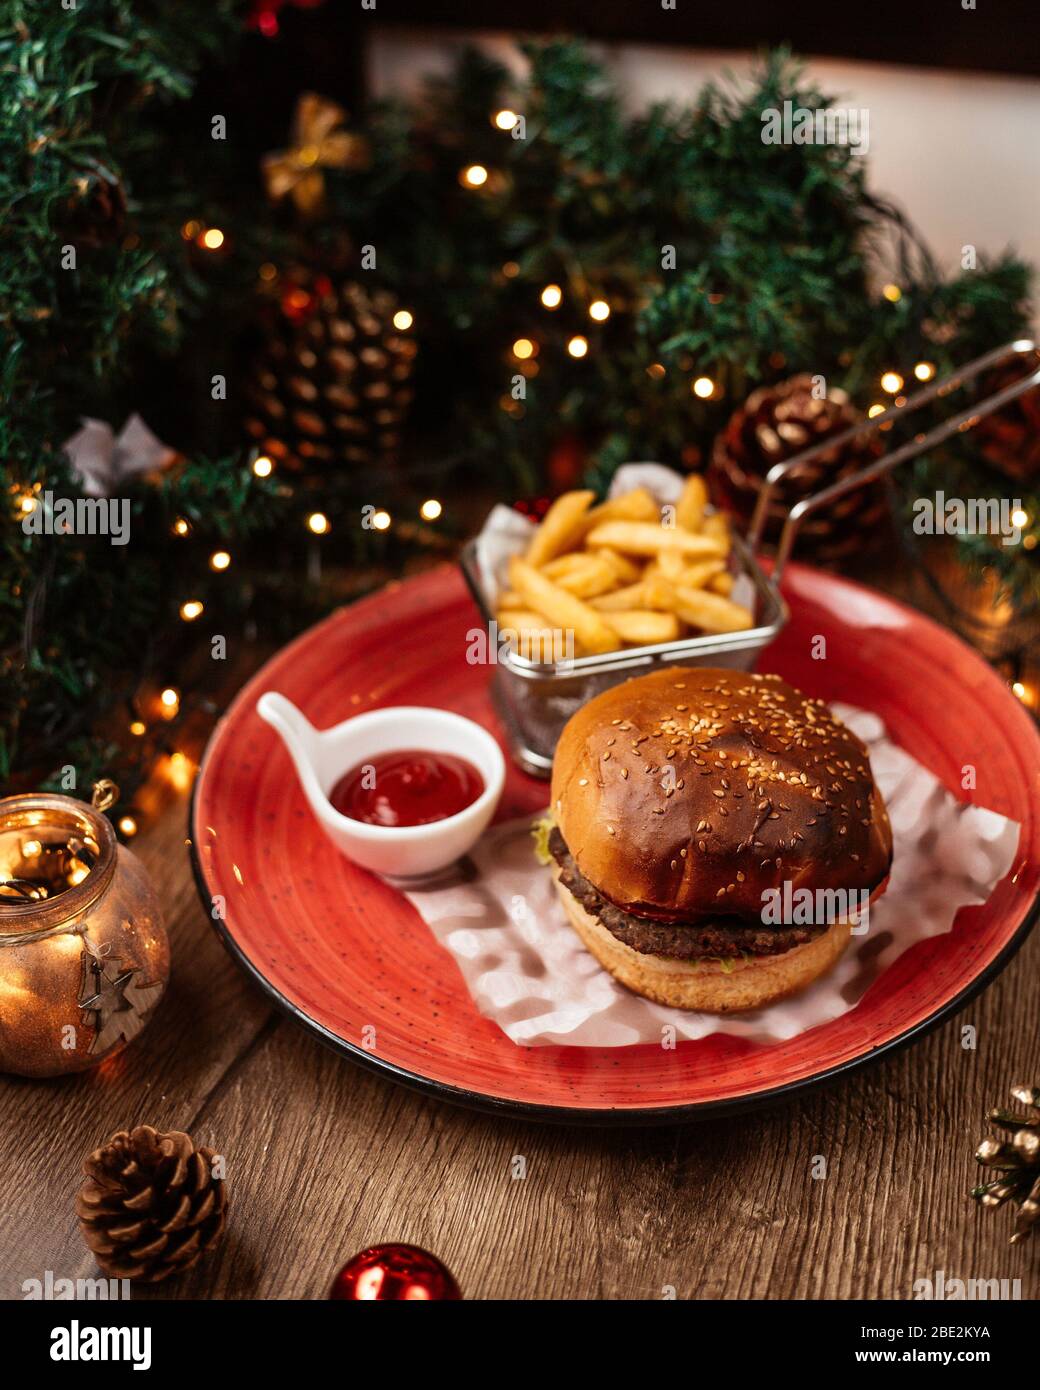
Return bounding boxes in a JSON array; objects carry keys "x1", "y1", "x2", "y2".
[{"x1": 549, "y1": 826, "x2": 825, "y2": 961}]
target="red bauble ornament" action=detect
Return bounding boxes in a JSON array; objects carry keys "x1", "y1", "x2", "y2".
[
  {"x1": 512, "y1": 495, "x2": 552, "y2": 521},
  {"x1": 546, "y1": 430, "x2": 587, "y2": 490},
  {"x1": 329, "y1": 1244, "x2": 461, "y2": 1301}
]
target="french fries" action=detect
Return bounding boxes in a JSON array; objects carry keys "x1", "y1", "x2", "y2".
[
  {"x1": 509, "y1": 557, "x2": 621, "y2": 655},
  {"x1": 584, "y1": 520, "x2": 726, "y2": 559},
  {"x1": 676, "y1": 473, "x2": 708, "y2": 532},
  {"x1": 495, "y1": 481, "x2": 753, "y2": 657},
  {"x1": 524, "y1": 489, "x2": 596, "y2": 567}
]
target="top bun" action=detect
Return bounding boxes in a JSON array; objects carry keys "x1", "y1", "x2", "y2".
[{"x1": 551, "y1": 667, "x2": 892, "y2": 923}]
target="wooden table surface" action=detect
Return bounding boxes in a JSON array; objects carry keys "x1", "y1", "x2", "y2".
[{"x1": 1, "y1": 553, "x2": 1038, "y2": 1301}]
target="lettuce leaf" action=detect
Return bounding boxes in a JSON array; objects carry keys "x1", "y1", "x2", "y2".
[{"x1": 531, "y1": 810, "x2": 555, "y2": 865}]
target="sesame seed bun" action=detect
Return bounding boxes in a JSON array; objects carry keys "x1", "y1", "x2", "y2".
[
  {"x1": 548, "y1": 667, "x2": 893, "y2": 1012},
  {"x1": 551, "y1": 668, "x2": 892, "y2": 924}
]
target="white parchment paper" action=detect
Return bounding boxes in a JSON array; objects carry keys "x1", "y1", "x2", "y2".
[{"x1": 404, "y1": 707, "x2": 1020, "y2": 1047}]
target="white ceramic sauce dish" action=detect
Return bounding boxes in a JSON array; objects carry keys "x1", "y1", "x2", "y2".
[{"x1": 256, "y1": 692, "x2": 506, "y2": 882}]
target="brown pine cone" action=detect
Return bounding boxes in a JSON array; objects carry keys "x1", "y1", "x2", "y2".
[
  {"x1": 76, "y1": 1125, "x2": 227, "y2": 1282},
  {"x1": 972, "y1": 363, "x2": 1040, "y2": 484},
  {"x1": 708, "y1": 374, "x2": 887, "y2": 562},
  {"x1": 243, "y1": 265, "x2": 417, "y2": 479}
]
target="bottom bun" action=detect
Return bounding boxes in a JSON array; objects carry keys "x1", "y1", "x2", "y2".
[{"x1": 553, "y1": 871, "x2": 852, "y2": 1013}]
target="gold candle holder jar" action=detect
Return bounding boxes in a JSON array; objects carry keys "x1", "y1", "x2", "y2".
[{"x1": 0, "y1": 783, "x2": 168, "y2": 1077}]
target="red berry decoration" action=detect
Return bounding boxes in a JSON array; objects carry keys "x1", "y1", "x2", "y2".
[{"x1": 329, "y1": 1244, "x2": 461, "y2": 1301}]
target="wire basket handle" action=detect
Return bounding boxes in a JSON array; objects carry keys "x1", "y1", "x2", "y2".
[{"x1": 746, "y1": 339, "x2": 1040, "y2": 582}]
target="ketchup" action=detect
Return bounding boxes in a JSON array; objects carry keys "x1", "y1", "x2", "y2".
[{"x1": 330, "y1": 750, "x2": 484, "y2": 827}]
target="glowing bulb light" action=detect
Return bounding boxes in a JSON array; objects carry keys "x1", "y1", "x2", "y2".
[
  {"x1": 540, "y1": 284, "x2": 562, "y2": 309},
  {"x1": 1011, "y1": 508, "x2": 1028, "y2": 528},
  {"x1": 420, "y1": 499, "x2": 442, "y2": 521},
  {"x1": 167, "y1": 752, "x2": 193, "y2": 793},
  {"x1": 180, "y1": 600, "x2": 204, "y2": 621},
  {"x1": 160, "y1": 688, "x2": 180, "y2": 716},
  {"x1": 210, "y1": 550, "x2": 231, "y2": 571},
  {"x1": 461, "y1": 164, "x2": 488, "y2": 188},
  {"x1": 252, "y1": 455, "x2": 273, "y2": 478},
  {"x1": 882, "y1": 284, "x2": 902, "y2": 303},
  {"x1": 567, "y1": 336, "x2": 588, "y2": 359},
  {"x1": 1012, "y1": 681, "x2": 1027, "y2": 701},
  {"x1": 512, "y1": 338, "x2": 535, "y2": 360},
  {"x1": 118, "y1": 816, "x2": 137, "y2": 838},
  {"x1": 307, "y1": 512, "x2": 329, "y2": 535},
  {"x1": 868, "y1": 404, "x2": 886, "y2": 418},
  {"x1": 692, "y1": 376, "x2": 715, "y2": 399},
  {"x1": 914, "y1": 361, "x2": 936, "y2": 382},
  {"x1": 588, "y1": 299, "x2": 610, "y2": 322},
  {"x1": 393, "y1": 310, "x2": 413, "y2": 331},
  {"x1": 200, "y1": 228, "x2": 225, "y2": 250},
  {"x1": 372, "y1": 509, "x2": 391, "y2": 531},
  {"x1": 494, "y1": 109, "x2": 518, "y2": 131},
  {"x1": 129, "y1": 720, "x2": 146, "y2": 737},
  {"x1": 881, "y1": 371, "x2": 904, "y2": 394},
  {"x1": 173, "y1": 517, "x2": 190, "y2": 537}
]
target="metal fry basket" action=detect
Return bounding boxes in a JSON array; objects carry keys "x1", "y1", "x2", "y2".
[
  {"x1": 462, "y1": 339, "x2": 1039, "y2": 778},
  {"x1": 459, "y1": 529, "x2": 787, "y2": 779}
]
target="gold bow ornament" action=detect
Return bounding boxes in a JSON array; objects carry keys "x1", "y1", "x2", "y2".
[{"x1": 262, "y1": 93, "x2": 369, "y2": 217}]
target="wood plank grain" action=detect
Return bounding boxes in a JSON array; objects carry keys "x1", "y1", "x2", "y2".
[
  {"x1": 0, "y1": 790, "x2": 272, "y2": 1299},
  {"x1": 2, "y1": 548, "x2": 1037, "y2": 1301},
  {"x1": 130, "y1": 894, "x2": 1040, "y2": 1300}
]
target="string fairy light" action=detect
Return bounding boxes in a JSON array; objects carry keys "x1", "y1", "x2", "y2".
[
  {"x1": 199, "y1": 228, "x2": 225, "y2": 250},
  {"x1": 460, "y1": 164, "x2": 488, "y2": 188},
  {"x1": 494, "y1": 109, "x2": 518, "y2": 131},
  {"x1": 252, "y1": 455, "x2": 273, "y2": 478},
  {"x1": 179, "y1": 600, "x2": 204, "y2": 622},
  {"x1": 392, "y1": 310, "x2": 413, "y2": 331},
  {"x1": 588, "y1": 299, "x2": 610, "y2": 322},
  {"x1": 567, "y1": 335, "x2": 588, "y2": 358},
  {"x1": 166, "y1": 752, "x2": 194, "y2": 793},
  {"x1": 882, "y1": 284, "x2": 902, "y2": 303},
  {"x1": 209, "y1": 550, "x2": 231, "y2": 571},
  {"x1": 307, "y1": 512, "x2": 329, "y2": 535},
  {"x1": 692, "y1": 376, "x2": 715, "y2": 399},
  {"x1": 159, "y1": 688, "x2": 180, "y2": 718},
  {"x1": 540, "y1": 284, "x2": 562, "y2": 309},
  {"x1": 371, "y1": 509, "x2": 391, "y2": 531},
  {"x1": 880, "y1": 371, "x2": 904, "y2": 394},
  {"x1": 118, "y1": 816, "x2": 137, "y2": 838},
  {"x1": 913, "y1": 361, "x2": 936, "y2": 382},
  {"x1": 420, "y1": 499, "x2": 442, "y2": 521},
  {"x1": 512, "y1": 338, "x2": 536, "y2": 360}
]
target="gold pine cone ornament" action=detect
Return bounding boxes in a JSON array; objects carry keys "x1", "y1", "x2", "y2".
[{"x1": 973, "y1": 1084, "x2": 1040, "y2": 1244}]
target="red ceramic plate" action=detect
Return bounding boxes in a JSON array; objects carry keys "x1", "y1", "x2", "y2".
[{"x1": 191, "y1": 564, "x2": 1040, "y2": 1124}]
